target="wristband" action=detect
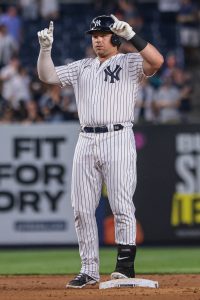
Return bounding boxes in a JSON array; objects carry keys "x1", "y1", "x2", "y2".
[{"x1": 129, "y1": 34, "x2": 148, "y2": 52}]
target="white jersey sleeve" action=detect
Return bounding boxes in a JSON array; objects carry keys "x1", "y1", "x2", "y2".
[
  {"x1": 55, "y1": 60, "x2": 81, "y2": 87},
  {"x1": 55, "y1": 59, "x2": 83, "y2": 87},
  {"x1": 127, "y1": 52, "x2": 145, "y2": 83}
]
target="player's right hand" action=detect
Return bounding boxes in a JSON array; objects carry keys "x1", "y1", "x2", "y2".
[{"x1": 38, "y1": 21, "x2": 54, "y2": 51}]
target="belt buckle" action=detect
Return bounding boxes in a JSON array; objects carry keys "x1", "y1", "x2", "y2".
[
  {"x1": 114, "y1": 124, "x2": 120, "y2": 130},
  {"x1": 114, "y1": 124, "x2": 123, "y2": 131}
]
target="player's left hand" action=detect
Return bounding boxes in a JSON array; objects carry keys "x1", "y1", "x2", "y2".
[{"x1": 110, "y1": 14, "x2": 135, "y2": 40}]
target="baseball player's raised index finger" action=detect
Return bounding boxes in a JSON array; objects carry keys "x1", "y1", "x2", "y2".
[
  {"x1": 110, "y1": 14, "x2": 118, "y2": 22},
  {"x1": 48, "y1": 21, "x2": 54, "y2": 33}
]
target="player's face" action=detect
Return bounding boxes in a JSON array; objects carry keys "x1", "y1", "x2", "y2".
[{"x1": 92, "y1": 32, "x2": 117, "y2": 59}]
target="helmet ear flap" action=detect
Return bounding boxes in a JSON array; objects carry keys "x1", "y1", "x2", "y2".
[{"x1": 111, "y1": 34, "x2": 121, "y2": 47}]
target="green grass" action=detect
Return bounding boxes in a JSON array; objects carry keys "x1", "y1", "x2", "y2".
[{"x1": 0, "y1": 247, "x2": 199, "y2": 275}]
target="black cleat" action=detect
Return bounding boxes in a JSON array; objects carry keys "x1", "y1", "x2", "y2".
[
  {"x1": 111, "y1": 244, "x2": 136, "y2": 279},
  {"x1": 111, "y1": 267, "x2": 135, "y2": 279},
  {"x1": 66, "y1": 273, "x2": 97, "y2": 289}
]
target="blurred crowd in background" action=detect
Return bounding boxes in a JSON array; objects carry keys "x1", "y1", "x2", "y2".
[{"x1": 0, "y1": 0, "x2": 200, "y2": 124}]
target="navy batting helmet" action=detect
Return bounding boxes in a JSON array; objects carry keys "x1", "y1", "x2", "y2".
[{"x1": 86, "y1": 15, "x2": 121, "y2": 47}]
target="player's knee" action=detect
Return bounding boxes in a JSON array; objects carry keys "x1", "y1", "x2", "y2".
[
  {"x1": 74, "y1": 210, "x2": 94, "y2": 227},
  {"x1": 114, "y1": 210, "x2": 135, "y2": 225}
]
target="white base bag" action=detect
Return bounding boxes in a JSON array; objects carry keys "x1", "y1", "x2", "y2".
[{"x1": 99, "y1": 278, "x2": 159, "y2": 289}]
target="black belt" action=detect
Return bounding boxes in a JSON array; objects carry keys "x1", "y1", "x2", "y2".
[{"x1": 81, "y1": 124, "x2": 124, "y2": 133}]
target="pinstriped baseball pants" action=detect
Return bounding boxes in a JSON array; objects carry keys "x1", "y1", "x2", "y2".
[{"x1": 71, "y1": 127, "x2": 137, "y2": 281}]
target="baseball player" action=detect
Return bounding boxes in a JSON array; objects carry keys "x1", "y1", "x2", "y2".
[{"x1": 37, "y1": 14, "x2": 163, "y2": 288}]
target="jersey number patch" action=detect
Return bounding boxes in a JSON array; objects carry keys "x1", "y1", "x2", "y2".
[{"x1": 104, "y1": 65, "x2": 122, "y2": 83}]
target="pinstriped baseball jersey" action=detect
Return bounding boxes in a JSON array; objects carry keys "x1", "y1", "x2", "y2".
[
  {"x1": 55, "y1": 53, "x2": 144, "y2": 125},
  {"x1": 55, "y1": 52, "x2": 145, "y2": 281}
]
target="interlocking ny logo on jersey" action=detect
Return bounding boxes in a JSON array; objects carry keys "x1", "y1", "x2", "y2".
[{"x1": 104, "y1": 65, "x2": 122, "y2": 83}]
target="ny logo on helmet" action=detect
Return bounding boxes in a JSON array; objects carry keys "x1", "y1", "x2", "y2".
[
  {"x1": 104, "y1": 65, "x2": 122, "y2": 83},
  {"x1": 94, "y1": 19, "x2": 101, "y2": 27}
]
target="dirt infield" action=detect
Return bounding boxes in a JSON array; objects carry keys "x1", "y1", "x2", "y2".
[{"x1": 0, "y1": 274, "x2": 200, "y2": 300}]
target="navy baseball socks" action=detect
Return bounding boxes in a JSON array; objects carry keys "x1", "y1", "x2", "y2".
[{"x1": 111, "y1": 244, "x2": 136, "y2": 279}]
